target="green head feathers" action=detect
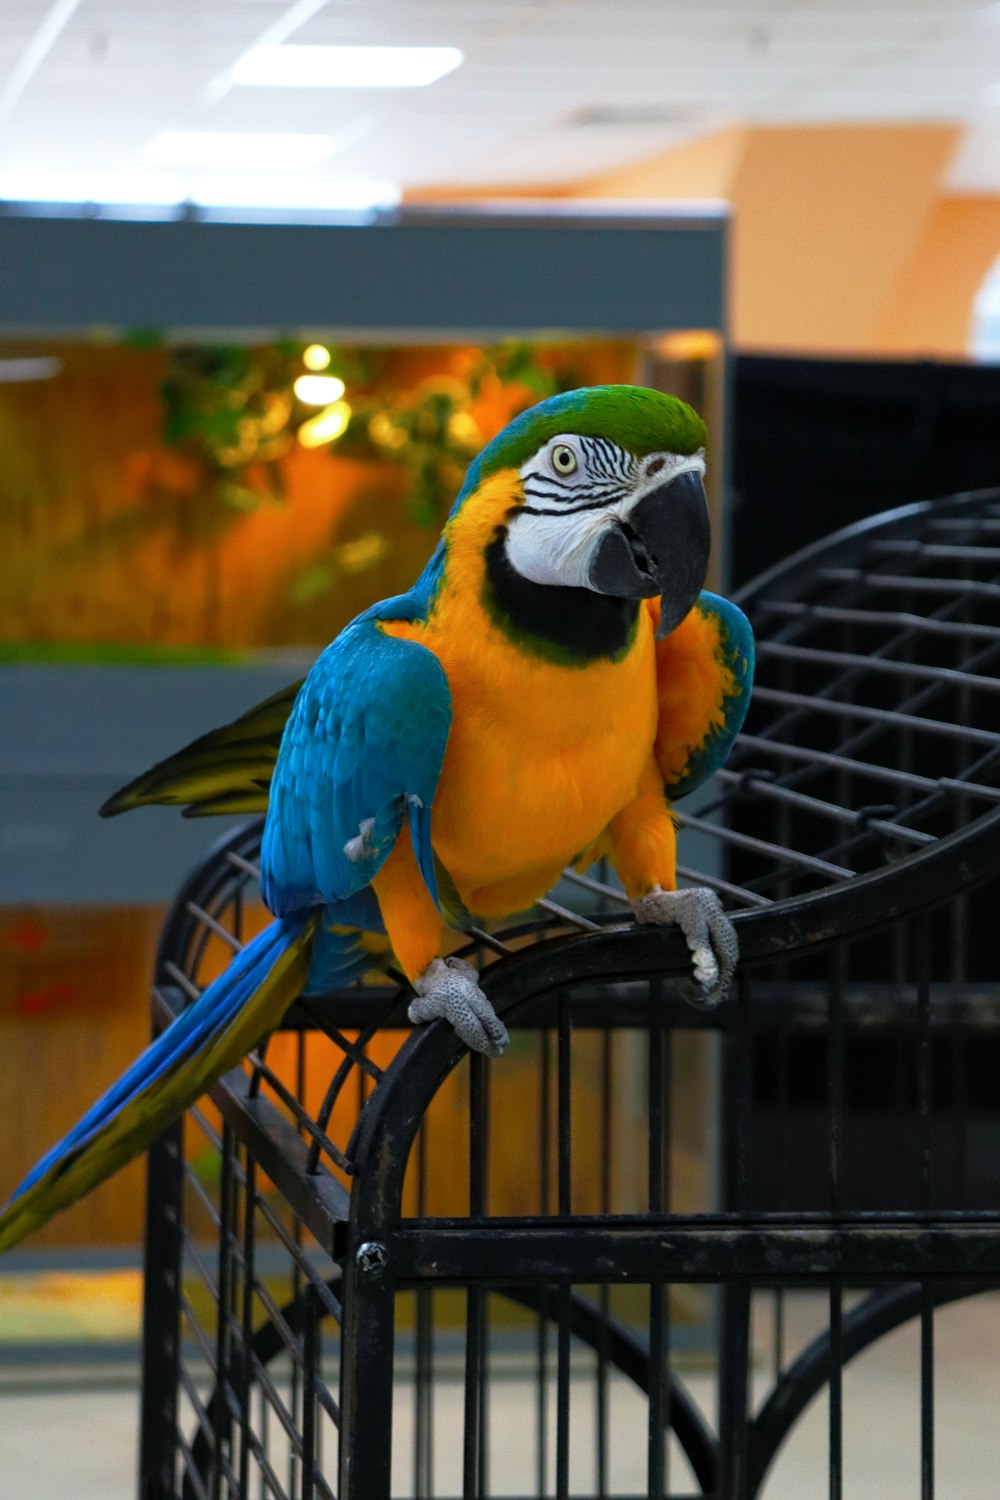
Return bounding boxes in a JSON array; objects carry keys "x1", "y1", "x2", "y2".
[{"x1": 451, "y1": 384, "x2": 706, "y2": 515}]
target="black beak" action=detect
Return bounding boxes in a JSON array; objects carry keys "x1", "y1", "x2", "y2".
[{"x1": 586, "y1": 469, "x2": 710, "y2": 639}]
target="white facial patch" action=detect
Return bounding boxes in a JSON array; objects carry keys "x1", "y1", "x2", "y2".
[
  {"x1": 505, "y1": 505, "x2": 610, "y2": 588},
  {"x1": 506, "y1": 434, "x2": 706, "y2": 590}
]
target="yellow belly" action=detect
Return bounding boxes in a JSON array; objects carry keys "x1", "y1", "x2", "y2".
[{"x1": 383, "y1": 596, "x2": 658, "y2": 915}]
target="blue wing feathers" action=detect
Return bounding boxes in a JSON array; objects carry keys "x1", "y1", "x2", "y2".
[
  {"x1": 303, "y1": 919, "x2": 375, "y2": 995},
  {"x1": 261, "y1": 614, "x2": 452, "y2": 917}
]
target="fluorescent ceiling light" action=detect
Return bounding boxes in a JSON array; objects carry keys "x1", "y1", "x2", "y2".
[
  {"x1": 146, "y1": 131, "x2": 334, "y2": 169},
  {"x1": 189, "y1": 173, "x2": 400, "y2": 212},
  {"x1": 0, "y1": 169, "x2": 186, "y2": 205},
  {"x1": 231, "y1": 44, "x2": 463, "y2": 89}
]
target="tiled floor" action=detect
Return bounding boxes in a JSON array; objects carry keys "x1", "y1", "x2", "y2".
[{"x1": 3, "y1": 1292, "x2": 1000, "y2": 1497}]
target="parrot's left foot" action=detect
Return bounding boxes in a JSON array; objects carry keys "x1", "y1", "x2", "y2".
[
  {"x1": 408, "y1": 957, "x2": 510, "y2": 1058},
  {"x1": 630, "y1": 887, "x2": 738, "y2": 1007}
]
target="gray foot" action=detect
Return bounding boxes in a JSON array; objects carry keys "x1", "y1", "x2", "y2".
[
  {"x1": 630, "y1": 887, "x2": 738, "y2": 1007},
  {"x1": 408, "y1": 957, "x2": 509, "y2": 1058}
]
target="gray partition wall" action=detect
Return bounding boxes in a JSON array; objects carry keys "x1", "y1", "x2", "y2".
[
  {"x1": 0, "y1": 203, "x2": 727, "y2": 901},
  {"x1": 0, "y1": 202, "x2": 725, "y2": 337}
]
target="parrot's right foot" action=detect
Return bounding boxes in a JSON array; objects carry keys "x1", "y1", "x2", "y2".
[
  {"x1": 408, "y1": 957, "x2": 509, "y2": 1058},
  {"x1": 630, "y1": 886, "x2": 738, "y2": 1008}
]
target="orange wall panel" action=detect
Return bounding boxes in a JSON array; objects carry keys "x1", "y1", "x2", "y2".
[{"x1": 875, "y1": 195, "x2": 1000, "y2": 357}]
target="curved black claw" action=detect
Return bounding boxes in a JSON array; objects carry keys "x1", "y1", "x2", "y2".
[
  {"x1": 408, "y1": 956, "x2": 509, "y2": 1058},
  {"x1": 631, "y1": 886, "x2": 738, "y2": 1008}
]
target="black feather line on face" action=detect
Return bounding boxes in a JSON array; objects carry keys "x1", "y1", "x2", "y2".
[
  {"x1": 483, "y1": 524, "x2": 639, "y2": 665},
  {"x1": 518, "y1": 496, "x2": 619, "y2": 518},
  {"x1": 521, "y1": 478, "x2": 620, "y2": 505}
]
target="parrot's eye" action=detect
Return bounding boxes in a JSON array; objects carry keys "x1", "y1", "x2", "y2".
[{"x1": 551, "y1": 444, "x2": 578, "y2": 476}]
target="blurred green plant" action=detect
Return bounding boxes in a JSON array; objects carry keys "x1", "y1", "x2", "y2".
[{"x1": 157, "y1": 339, "x2": 578, "y2": 523}]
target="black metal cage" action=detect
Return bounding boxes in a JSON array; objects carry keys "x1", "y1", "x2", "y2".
[{"x1": 140, "y1": 490, "x2": 1000, "y2": 1500}]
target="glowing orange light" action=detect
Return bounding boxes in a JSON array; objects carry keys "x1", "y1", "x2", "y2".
[{"x1": 298, "y1": 399, "x2": 351, "y2": 447}]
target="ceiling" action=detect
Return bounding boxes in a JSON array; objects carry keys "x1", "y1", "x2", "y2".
[{"x1": 1, "y1": 0, "x2": 999, "y2": 204}]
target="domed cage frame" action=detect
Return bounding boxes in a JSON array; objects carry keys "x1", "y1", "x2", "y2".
[{"x1": 140, "y1": 490, "x2": 1000, "y2": 1500}]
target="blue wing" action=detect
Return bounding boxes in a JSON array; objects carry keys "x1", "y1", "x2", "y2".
[
  {"x1": 655, "y1": 591, "x2": 755, "y2": 801},
  {"x1": 261, "y1": 612, "x2": 452, "y2": 918}
]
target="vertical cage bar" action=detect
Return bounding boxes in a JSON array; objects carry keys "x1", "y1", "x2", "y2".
[
  {"x1": 211, "y1": 1122, "x2": 236, "y2": 1500},
  {"x1": 463, "y1": 1287, "x2": 485, "y2": 1500},
  {"x1": 139, "y1": 1119, "x2": 185, "y2": 1500},
  {"x1": 647, "y1": 979, "x2": 668, "y2": 1500},
  {"x1": 951, "y1": 1024, "x2": 968, "y2": 1210},
  {"x1": 916, "y1": 924, "x2": 933, "y2": 1210},
  {"x1": 648, "y1": 978, "x2": 665, "y2": 1214},
  {"x1": 648, "y1": 1281, "x2": 666, "y2": 1500},
  {"x1": 339, "y1": 1256, "x2": 397, "y2": 1500},
  {"x1": 238, "y1": 1153, "x2": 258, "y2": 1500},
  {"x1": 891, "y1": 924, "x2": 910, "y2": 1207},
  {"x1": 719, "y1": 975, "x2": 752, "y2": 1494},
  {"x1": 557, "y1": 994, "x2": 572, "y2": 1215},
  {"x1": 556, "y1": 1281, "x2": 572, "y2": 1500},
  {"x1": 829, "y1": 947, "x2": 846, "y2": 1215},
  {"x1": 537, "y1": 1031, "x2": 551, "y2": 1498},
  {"x1": 414, "y1": 1122, "x2": 434, "y2": 1500},
  {"x1": 595, "y1": 1028, "x2": 612, "y2": 1500},
  {"x1": 289, "y1": 1030, "x2": 307, "y2": 1500},
  {"x1": 465, "y1": 1052, "x2": 488, "y2": 1499},
  {"x1": 920, "y1": 1283, "x2": 935, "y2": 1500},
  {"x1": 555, "y1": 995, "x2": 572, "y2": 1500},
  {"x1": 829, "y1": 1283, "x2": 843, "y2": 1500},
  {"x1": 736, "y1": 971, "x2": 753, "y2": 1212},
  {"x1": 302, "y1": 1283, "x2": 319, "y2": 1500},
  {"x1": 719, "y1": 1286, "x2": 751, "y2": 1500},
  {"x1": 478, "y1": 1299, "x2": 490, "y2": 1500},
  {"x1": 258, "y1": 1381, "x2": 268, "y2": 1500}
]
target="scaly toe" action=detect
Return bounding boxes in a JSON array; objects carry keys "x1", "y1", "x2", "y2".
[
  {"x1": 409, "y1": 957, "x2": 509, "y2": 1057},
  {"x1": 629, "y1": 886, "x2": 737, "y2": 1005}
]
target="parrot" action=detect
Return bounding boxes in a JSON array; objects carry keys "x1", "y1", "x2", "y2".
[{"x1": 0, "y1": 384, "x2": 753, "y2": 1252}]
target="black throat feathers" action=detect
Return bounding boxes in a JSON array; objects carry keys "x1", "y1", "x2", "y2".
[{"x1": 482, "y1": 526, "x2": 640, "y2": 667}]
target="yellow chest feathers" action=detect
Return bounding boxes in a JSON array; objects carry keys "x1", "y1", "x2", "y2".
[{"x1": 381, "y1": 470, "x2": 659, "y2": 895}]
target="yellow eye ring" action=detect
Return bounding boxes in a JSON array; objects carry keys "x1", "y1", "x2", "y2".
[{"x1": 551, "y1": 444, "x2": 577, "y2": 475}]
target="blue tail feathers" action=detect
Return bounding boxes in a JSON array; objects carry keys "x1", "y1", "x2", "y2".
[{"x1": 9, "y1": 914, "x2": 309, "y2": 1205}]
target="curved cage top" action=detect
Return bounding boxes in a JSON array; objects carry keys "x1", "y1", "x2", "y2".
[{"x1": 726, "y1": 486, "x2": 1000, "y2": 905}]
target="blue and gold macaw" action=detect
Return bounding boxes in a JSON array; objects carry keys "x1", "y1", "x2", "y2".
[{"x1": 0, "y1": 385, "x2": 753, "y2": 1250}]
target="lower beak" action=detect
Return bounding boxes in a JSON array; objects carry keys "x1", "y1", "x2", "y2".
[{"x1": 586, "y1": 470, "x2": 710, "y2": 638}]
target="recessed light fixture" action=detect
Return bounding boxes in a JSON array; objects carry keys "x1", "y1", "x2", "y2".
[
  {"x1": 146, "y1": 131, "x2": 335, "y2": 170},
  {"x1": 231, "y1": 44, "x2": 463, "y2": 89}
]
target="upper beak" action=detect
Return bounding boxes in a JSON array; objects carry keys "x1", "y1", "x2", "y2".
[{"x1": 586, "y1": 469, "x2": 710, "y2": 638}]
